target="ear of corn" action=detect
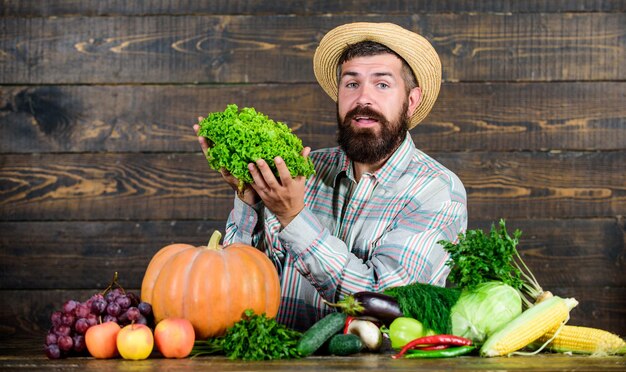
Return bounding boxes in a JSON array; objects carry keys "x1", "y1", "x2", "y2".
[
  {"x1": 480, "y1": 296, "x2": 578, "y2": 357},
  {"x1": 530, "y1": 325, "x2": 626, "y2": 355}
]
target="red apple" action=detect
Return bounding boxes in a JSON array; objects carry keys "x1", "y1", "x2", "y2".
[
  {"x1": 116, "y1": 323, "x2": 154, "y2": 360},
  {"x1": 85, "y1": 321, "x2": 121, "y2": 359},
  {"x1": 154, "y1": 318, "x2": 195, "y2": 358}
]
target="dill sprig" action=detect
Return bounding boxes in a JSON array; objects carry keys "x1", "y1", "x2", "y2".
[{"x1": 384, "y1": 283, "x2": 461, "y2": 334}]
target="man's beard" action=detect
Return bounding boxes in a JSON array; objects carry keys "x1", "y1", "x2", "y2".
[{"x1": 337, "y1": 102, "x2": 409, "y2": 164}]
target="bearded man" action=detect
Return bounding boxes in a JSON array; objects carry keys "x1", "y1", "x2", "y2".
[{"x1": 195, "y1": 22, "x2": 467, "y2": 331}]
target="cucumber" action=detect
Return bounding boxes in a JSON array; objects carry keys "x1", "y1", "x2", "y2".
[
  {"x1": 296, "y1": 312, "x2": 347, "y2": 356},
  {"x1": 328, "y1": 333, "x2": 363, "y2": 356}
]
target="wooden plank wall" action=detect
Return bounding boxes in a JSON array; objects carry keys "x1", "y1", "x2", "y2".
[{"x1": 1, "y1": 1, "x2": 625, "y2": 340}]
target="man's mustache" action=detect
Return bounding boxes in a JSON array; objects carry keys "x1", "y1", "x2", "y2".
[{"x1": 344, "y1": 106, "x2": 387, "y2": 124}]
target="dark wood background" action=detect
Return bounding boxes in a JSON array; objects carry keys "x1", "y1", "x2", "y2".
[{"x1": 1, "y1": 1, "x2": 625, "y2": 342}]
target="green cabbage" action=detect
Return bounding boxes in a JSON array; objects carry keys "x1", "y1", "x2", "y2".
[
  {"x1": 450, "y1": 281, "x2": 522, "y2": 343},
  {"x1": 198, "y1": 104, "x2": 315, "y2": 191}
]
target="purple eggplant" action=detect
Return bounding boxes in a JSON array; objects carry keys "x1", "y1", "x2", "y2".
[{"x1": 325, "y1": 291, "x2": 403, "y2": 326}]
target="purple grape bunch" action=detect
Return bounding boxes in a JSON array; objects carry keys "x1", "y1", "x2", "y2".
[{"x1": 44, "y1": 273, "x2": 154, "y2": 359}]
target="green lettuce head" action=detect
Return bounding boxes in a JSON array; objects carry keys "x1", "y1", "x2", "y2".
[
  {"x1": 198, "y1": 104, "x2": 315, "y2": 192},
  {"x1": 450, "y1": 281, "x2": 522, "y2": 343}
]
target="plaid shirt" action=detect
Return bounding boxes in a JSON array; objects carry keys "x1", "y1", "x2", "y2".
[{"x1": 224, "y1": 133, "x2": 467, "y2": 331}]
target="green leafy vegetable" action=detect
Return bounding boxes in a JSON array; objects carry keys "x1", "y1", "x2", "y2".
[
  {"x1": 198, "y1": 104, "x2": 315, "y2": 192},
  {"x1": 450, "y1": 281, "x2": 522, "y2": 343},
  {"x1": 384, "y1": 283, "x2": 461, "y2": 334},
  {"x1": 438, "y1": 219, "x2": 545, "y2": 308},
  {"x1": 190, "y1": 309, "x2": 302, "y2": 360}
]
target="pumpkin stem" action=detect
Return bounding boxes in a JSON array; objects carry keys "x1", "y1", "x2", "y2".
[{"x1": 206, "y1": 230, "x2": 223, "y2": 251}]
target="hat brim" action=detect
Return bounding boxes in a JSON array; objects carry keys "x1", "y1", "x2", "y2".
[{"x1": 313, "y1": 22, "x2": 442, "y2": 129}]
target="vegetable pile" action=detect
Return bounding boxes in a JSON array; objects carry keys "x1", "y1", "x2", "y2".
[
  {"x1": 197, "y1": 104, "x2": 315, "y2": 192},
  {"x1": 328, "y1": 220, "x2": 528, "y2": 346},
  {"x1": 323, "y1": 219, "x2": 626, "y2": 358},
  {"x1": 382, "y1": 220, "x2": 546, "y2": 347}
]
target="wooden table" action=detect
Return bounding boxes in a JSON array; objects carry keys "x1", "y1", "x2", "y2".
[{"x1": 1, "y1": 336, "x2": 625, "y2": 371}]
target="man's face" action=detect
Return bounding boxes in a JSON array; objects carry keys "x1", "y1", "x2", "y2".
[{"x1": 336, "y1": 54, "x2": 415, "y2": 164}]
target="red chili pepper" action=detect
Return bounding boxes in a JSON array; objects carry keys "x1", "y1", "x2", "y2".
[
  {"x1": 391, "y1": 334, "x2": 472, "y2": 359},
  {"x1": 343, "y1": 316, "x2": 356, "y2": 334}
]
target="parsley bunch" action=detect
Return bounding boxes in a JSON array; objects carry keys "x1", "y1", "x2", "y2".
[
  {"x1": 439, "y1": 219, "x2": 544, "y2": 308},
  {"x1": 198, "y1": 104, "x2": 315, "y2": 192},
  {"x1": 191, "y1": 309, "x2": 303, "y2": 361}
]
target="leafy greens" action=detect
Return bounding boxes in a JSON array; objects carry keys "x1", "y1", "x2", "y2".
[
  {"x1": 384, "y1": 283, "x2": 461, "y2": 334},
  {"x1": 450, "y1": 281, "x2": 522, "y2": 343},
  {"x1": 190, "y1": 309, "x2": 303, "y2": 361},
  {"x1": 197, "y1": 104, "x2": 315, "y2": 192},
  {"x1": 439, "y1": 219, "x2": 544, "y2": 308}
]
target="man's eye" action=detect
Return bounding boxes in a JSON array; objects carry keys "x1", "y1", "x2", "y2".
[
  {"x1": 378, "y1": 82, "x2": 389, "y2": 89},
  {"x1": 346, "y1": 82, "x2": 358, "y2": 88}
]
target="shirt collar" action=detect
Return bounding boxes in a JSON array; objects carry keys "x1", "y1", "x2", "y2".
[
  {"x1": 331, "y1": 149, "x2": 352, "y2": 186},
  {"x1": 332, "y1": 132, "x2": 415, "y2": 190}
]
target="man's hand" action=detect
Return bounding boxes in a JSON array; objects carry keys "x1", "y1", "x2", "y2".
[
  {"x1": 193, "y1": 118, "x2": 210, "y2": 157},
  {"x1": 220, "y1": 168, "x2": 261, "y2": 205},
  {"x1": 248, "y1": 147, "x2": 311, "y2": 228},
  {"x1": 193, "y1": 118, "x2": 260, "y2": 206}
]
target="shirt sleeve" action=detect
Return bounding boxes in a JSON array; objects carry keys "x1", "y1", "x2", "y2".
[
  {"x1": 223, "y1": 194, "x2": 264, "y2": 246},
  {"x1": 278, "y1": 181, "x2": 467, "y2": 302}
]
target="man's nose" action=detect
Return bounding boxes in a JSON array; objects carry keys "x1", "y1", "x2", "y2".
[{"x1": 355, "y1": 84, "x2": 373, "y2": 106}]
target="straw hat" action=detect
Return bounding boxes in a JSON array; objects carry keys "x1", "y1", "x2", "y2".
[{"x1": 313, "y1": 22, "x2": 442, "y2": 129}]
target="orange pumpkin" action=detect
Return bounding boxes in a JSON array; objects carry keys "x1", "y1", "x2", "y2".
[{"x1": 141, "y1": 230, "x2": 280, "y2": 339}]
